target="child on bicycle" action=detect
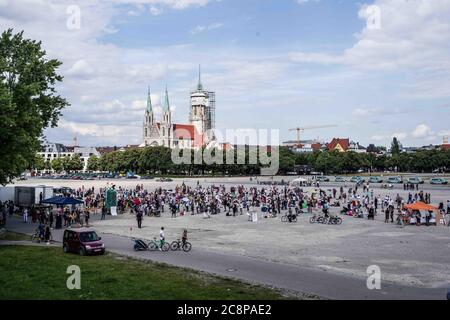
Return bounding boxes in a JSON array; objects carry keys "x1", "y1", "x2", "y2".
[
  {"x1": 182, "y1": 229, "x2": 188, "y2": 245},
  {"x1": 159, "y1": 227, "x2": 165, "y2": 244}
]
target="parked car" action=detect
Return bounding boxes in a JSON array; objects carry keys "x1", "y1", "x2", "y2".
[
  {"x1": 387, "y1": 176, "x2": 403, "y2": 184},
  {"x1": 430, "y1": 178, "x2": 448, "y2": 185},
  {"x1": 368, "y1": 177, "x2": 383, "y2": 183},
  {"x1": 335, "y1": 177, "x2": 347, "y2": 182},
  {"x1": 407, "y1": 177, "x2": 424, "y2": 184},
  {"x1": 316, "y1": 176, "x2": 330, "y2": 182},
  {"x1": 350, "y1": 176, "x2": 364, "y2": 183},
  {"x1": 63, "y1": 229, "x2": 105, "y2": 256}
]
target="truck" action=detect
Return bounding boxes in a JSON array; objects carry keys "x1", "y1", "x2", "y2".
[{"x1": 0, "y1": 185, "x2": 54, "y2": 207}]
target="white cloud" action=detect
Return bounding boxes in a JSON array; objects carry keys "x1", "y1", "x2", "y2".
[
  {"x1": 2, "y1": 0, "x2": 449, "y2": 147},
  {"x1": 296, "y1": 0, "x2": 321, "y2": 5},
  {"x1": 411, "y1": 124, "x2": 433, "y2": 139},
  {"x1": 66, "y1": 59, "x2": 94, "y2": 77},
  {"x1": 290, "y1": 0, "x2": 450, "y2": 99},
  {"x1": 371, "y1": 134, "x2": 387, "y2": 141},
  {"x1": 392, "y1": 132, "x2": 408, "y2": 140},
  {"x1": 190, "y1": 22, "x2": 223, "y2": 35},
  {"x1": 149, "y1": 6, "x2": 163, "y2": 15}
]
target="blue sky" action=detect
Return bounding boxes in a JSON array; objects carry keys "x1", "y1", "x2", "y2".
[{"x1": 1, "y1": 0, "x2": 450, "y2": 147}]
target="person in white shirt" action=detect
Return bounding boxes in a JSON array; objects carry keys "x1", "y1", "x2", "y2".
[{"x1": 23, "y1": 208, "x2": 28, "y2": 223}]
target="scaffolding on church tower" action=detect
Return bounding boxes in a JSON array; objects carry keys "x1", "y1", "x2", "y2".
[{"x1": 206, "y1": 91, "x2": 216, "y2": 131}]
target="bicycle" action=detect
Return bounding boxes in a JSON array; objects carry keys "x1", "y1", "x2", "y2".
[
  {"x1": 395, "y1": 215, "x2": 405, "y2": 228},
  {"x1": 327, "y1": 216, "x2": 343, "y2": 225},
  {"x1": 281, "y1": 214, "x2": 297, "y2": 223},
  {"x1": 31, "y1": 229, "x2": 43, "y2": 243},
  {"x1": 170, "y1": 239, "x2": 192, "y2": 252},
  {"x1": 310, "y1": 214, "x2": 328, "y2": 224},
  {"x1": 148, "y1": 237, "x2": 170, "y2": 252}
]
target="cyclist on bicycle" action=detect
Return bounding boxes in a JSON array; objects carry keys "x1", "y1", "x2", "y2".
[
  {"x1": 38, "y1": 221, "x2": 45, "y2": 241},
  {"x1": 159, "y1": 227, "x2": 165, "y2": 243},
  {"x1": 287, "y1": 207, "x2": 295, "y2": 223},
  {"x1": 182, "y1": 229, "x2": 188, "y2": 245},
  {"x1": 322, "y1": 201, "x2": 330, "y2": 218}
]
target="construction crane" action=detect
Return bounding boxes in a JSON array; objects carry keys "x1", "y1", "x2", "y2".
[{"x1": 289, "y1": 125, "x2": 338, "y2": 147}]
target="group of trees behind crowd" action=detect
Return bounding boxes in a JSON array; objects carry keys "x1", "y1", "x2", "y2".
[
  {"x1": 33, "y1": 145, "x2": 450, "y2": 176},
  {"x1": 33, "y1": 154, "x2": 84, "y2": 173}
]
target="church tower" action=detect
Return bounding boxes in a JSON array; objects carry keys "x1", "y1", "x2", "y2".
[
  {"x1": 190, "y1": 65, "x2": 207, "y2": 138},
  {"x1": 143, "y1": 86, "x2": 154, "y2": 141},
  {"x1": 161, "y1": 85, "x2": 172, "y2": 148}
]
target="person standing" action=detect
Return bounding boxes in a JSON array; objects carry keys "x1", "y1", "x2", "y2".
[
  {"x1": 9, "y1": 202, "x2": 14, "y2": 218},
  {"x1": 368, "y1": 206, "x2": 375, "y2": 220},
  {"x1": 49, "y1": 210, "x2": 54, "y2": 229},
  {"x1": 84, "y1": 209, "x2": 90, "y2": 227},
  {"x1": 79, "y1": 210, "x2": 84, "y2": 227},
  {"x1": 159, "y1": 227, "x2": 165, "y2": 250},
  {"x1": 384, "y1": 207, "x2": 390, "y2": 223},
  {"x1": 23, "y1": 207, "x2": 28, "y2": 223},
  {"x1": 55, "y1": 211, "x2": 62, "y2": 229},
  {"x1": 101, "y1": 204, "x2": 107, "y2": 220},
  {"x1": 44, "y1": 224, "x2": 51, "y2": 244},
  {"x1": 136, "y1": 210, "x2": 143, "y2": 229}
]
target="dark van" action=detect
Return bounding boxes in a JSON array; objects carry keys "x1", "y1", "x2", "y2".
[{"x1": 63, "y1": 229, "x2": 105, "y2": 256}]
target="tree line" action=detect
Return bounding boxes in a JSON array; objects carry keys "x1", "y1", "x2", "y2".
[
  {"x1": 64, "y1": 146, "x2": 450, "y2": 176},
  {"x1": 33, "y1": 154, "x2": 84, "y2": 173}
]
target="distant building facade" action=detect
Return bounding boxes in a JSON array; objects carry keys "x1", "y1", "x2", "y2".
[{"x1": 38, "y1": 141, "x2": 100, "y2": 172}]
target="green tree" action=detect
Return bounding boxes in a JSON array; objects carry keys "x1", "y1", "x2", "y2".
[
  {"x1": 391, "y1": 137, "x2": 401, "y2": 155},
  {"x1": 87, "y1": 155, "x2": 99, "y2": 172},
  {"x1": 67, "y1": 155, "x2": 84, "y2": 172},
  {"x1": 44, "y1": 159, "x2": 52, "y2": 171},
  {"x1": 51, "y1": 157, "x2": 64, "y2": 173},
  {"x1": 0, "y1": 29, "x2": 69, "y2": 184},
  {"x1": 32, "y1": 154, "x2": 46, "y2": 172}
]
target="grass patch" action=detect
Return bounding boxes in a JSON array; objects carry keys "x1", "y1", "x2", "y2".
[
  {"x1": 0, "y1": 245, "x2": 296, "y2": 300},
  {"x1": 0, "y1": 230, "x2": 30, "y2": 241}
]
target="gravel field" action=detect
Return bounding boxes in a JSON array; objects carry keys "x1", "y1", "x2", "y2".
[{"x1": 8, "y1": 176, "x2": 450, "y2": 289}]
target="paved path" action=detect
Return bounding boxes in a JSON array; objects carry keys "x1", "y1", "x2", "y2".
[{"x1": 3, "y1": 218, "x2": 447, "y2": 300}]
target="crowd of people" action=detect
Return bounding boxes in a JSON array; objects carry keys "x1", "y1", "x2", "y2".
[{"x1": 1, "y1": 180, "x2": 450, "y2": 232}]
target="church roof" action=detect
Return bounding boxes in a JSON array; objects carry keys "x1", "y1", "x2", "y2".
[{"x1": 173, "y1": 124, "x2": 195, "y2": 140}]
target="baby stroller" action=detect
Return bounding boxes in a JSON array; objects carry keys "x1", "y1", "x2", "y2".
[{"x1": 132, "y1": 238, "x2": 149, "y2": 251}]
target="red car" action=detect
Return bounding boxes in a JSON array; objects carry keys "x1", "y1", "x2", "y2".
[{"x1": 63, "y1": 229, "x2": 105, "y2": 256}]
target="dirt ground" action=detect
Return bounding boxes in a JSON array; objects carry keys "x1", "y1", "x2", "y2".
[{"x1": 8, "y1": 177, "x2": 450, "y2": 289}]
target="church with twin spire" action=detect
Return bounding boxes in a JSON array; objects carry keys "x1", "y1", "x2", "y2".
[{"x1": 141, "y1": 66, "x2": 216, "y2": 149}]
